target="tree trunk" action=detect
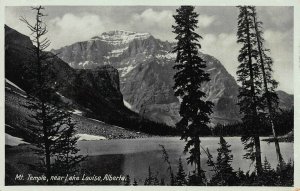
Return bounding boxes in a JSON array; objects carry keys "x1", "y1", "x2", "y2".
[
  {"x1": 254, "y1": 136, "x2": 263, "y2": 175},
  {"x1": 245, "y1": 8, "x2": 262, "y2": 175},
  {"x1": 36, "y1": 7, "x2": 52, "y2": 184},
  {"x1": 195, "y1": 137, "x2": 201, "y2": 177},
  {"x1": 42, "y1": 103, "x2": 51, "y2": 184},
  {"x1": 270, "y1": 120, "x2": 284, "y2": 168},
  {"x1": 252, "y1": 10, "x2": 284, "y2": 169},
  {"x1": 45, "y1": 140, "x2": 51, "y2": 184}
]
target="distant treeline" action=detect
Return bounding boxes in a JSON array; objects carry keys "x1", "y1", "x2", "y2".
[
  {"x1": 99, "y1": 109, "x2": 293, "y2": 137},
  {"x1": 113, "y1": 117, "x2": 180, "y2": 136},
  {"x1": 88, "y1": 113, "x2": 180, "y2": 136},
  {"x1": 212, "y1": 109, "x2": 293, "y2": 137}
]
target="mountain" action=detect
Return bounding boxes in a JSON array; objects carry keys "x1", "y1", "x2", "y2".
[
  {"x1": 5, "y1": 26, "x2": 127, "y2": 119},
  {"x1": 53, "y1": 30, "x2": 294, "y2": 126},
  {"x1": 5, "y1": 25, "x2": 175, "y2": 136}
]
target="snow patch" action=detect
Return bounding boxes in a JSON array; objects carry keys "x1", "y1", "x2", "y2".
[
  {"x1": 5, "y1": 133, "x2": 28, "y2": 146},
  {"x1": 96, "y1": 30, "x2": 151, "y2": 45},
  {"x1": 5, "y1": 79, "x2": 25, "y2": 93},
  {"x1": 5, "y1": 79, "x2": 27, "y2": 98},
  {"x1": 5, "y1": 87, "x2": 27, "y2": 98},
  {"x1": 78, "y1": 61, "x2": 91, "y2": 67},
  {"x1": 56, "y1": 92, "x2": 66, "y2": 99},
  {"x1": 207, "y1": 67, "x2": 216, "y2": 71},
  {"x1": 87, "y1": 118, "x2": 105, "y2": 124},
  {"x1": 110, "y1": 47, "x2": 128, "y2": 57},
  {"x1": 119, "y1": 65, "x2": 136, "y2": 77},
  {"x1": 77, "y1": 134, "x2": 106, "y2": 141},
  {"x1": 76, "y1": 61, "x2": 98, "y2": 68},
  {"x1": 155, "y1": 52, "x2": 176, "y2": 60},
  {"x1": 111, "y1": 125, "x2": 124, "y2": 130},
  {"x1": 177, "y1": 97, "x2": 183, "y2": 103},
  {"x1": 123, "y1": 99, "x2": 133, "y2": 109},
  {"x1": 72, "y1": 109, "x2": 83, "y2": 116}
]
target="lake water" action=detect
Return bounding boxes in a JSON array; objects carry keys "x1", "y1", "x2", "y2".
[{"x1": 77, "y1": 137, "x2": 293, "y2": 184}]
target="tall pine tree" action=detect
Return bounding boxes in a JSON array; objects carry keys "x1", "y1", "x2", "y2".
[
  {"x1": 236, "y1": 6, "x2": 263, "y2": 175},
  {"x1": 172, "y1": 5, "x2": 213, "y2": 180},
  {"x1": 249, "y1": 6, "x2": 284, "y2": 168},
  {"x1": 20, "y1": 6, "x2": 85, "y2": 184}
]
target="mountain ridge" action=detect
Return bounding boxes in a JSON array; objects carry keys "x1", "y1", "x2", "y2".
[{"x1": 52, "y1": 29, "x2": 294, "y2": 126}]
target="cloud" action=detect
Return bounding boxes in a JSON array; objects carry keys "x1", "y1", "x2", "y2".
[
  {"x1": 130, "y1": 8, "x2": 175, "y2": 41},
  {"x1": 129, "y1": 9, "x2": 216, "y2": 42},
  {"x1": 47, "y1": 13, "x2": 105, "y2": 49},
  {"x1": 132, "y1": 8, "x2": 173, "y2": 28},
  {"x1": 198, "y1": 15, "x2": 216, "y2": 28}
]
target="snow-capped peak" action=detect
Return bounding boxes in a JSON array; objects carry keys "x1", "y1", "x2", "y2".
[{"x1": 92, "y1": 30, "x2": 151, "y2": 44}]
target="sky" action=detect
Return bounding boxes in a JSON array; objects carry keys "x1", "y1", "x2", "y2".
[{"x1": 5, "y1": 6, "x2": 294, "y2": 94}]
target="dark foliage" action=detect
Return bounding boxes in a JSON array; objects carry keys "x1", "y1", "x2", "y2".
[
  {"x1": 124, "y1": 175, "x2": 131, "y2": 185},
  {"x1": 249, "y1": 5, "x2": 284, "y2": 169},
  {"x1": 212, "y1": 109, "x2": 293, "y2": 137},
  {"x1": 236, "y1": 6, "x2": 264, "y2": 174},
  {"x1": 175, "y1": 157, "x2": 187, "y2": 185},
  {"x1": 207, "y1": 137, "x2": 237, "y2": 185},
  {"x1": 172, "y1": 5, "x2": 213, "y2": 178},
  {"x1": 160, "y1": 178, "x2": 166, "y2": 185},
  {"x1": 20, "y1": 6, "x2": 85, "y2": 184},
  {"x1": 144, "y1": 166, "x2": 160, "y2": 185},
  {"x1": 133, "y1": 178, "x2": 138, "y2": 186}
]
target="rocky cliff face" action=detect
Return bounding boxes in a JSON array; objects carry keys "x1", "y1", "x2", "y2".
[
  {"x1": 5, "y1": 26, "x2": 135, "y2": 124},
  {"x1": 53, "y1": 30, "x2": 293, "y2": 126}
]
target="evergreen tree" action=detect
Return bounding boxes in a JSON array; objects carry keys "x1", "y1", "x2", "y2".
[
  {"x1": 144, "y1": 166, "x2": 152, "y2": 185},
  {"x1": 259, "y1": 156, "x2": 278, "y2": 186},
  {"x1": 144, "y1": 166, "x2": 159, "y2": 185},
  {"x1": 20, "y1": 6, "x2": 84, "y2": 184},
  {"x1": 236, "y1": 6, "x2": 263, "y2": 175},
  {"x1": 133, "y1": 178, "x2": 138, "y2": 186},
  {"x1": 160, "y1": 178, "x2": 165, "y2": 185},
  {"x1": 210, "y1": 137, "x2": 237, "y2": 185},
  {"x1": 52, "y1": 117, "x2": 86, "y2": 177},
  {"x1": 172, "y1": 5, "x2": 213, "y2": 180},
  {"x1": 236, "y1": 168, "x2": 246, "y2": 185},
  {"x1": 263, "y1": 156, "x2": 272, "y2": 173},
  {"x1": 170, "y1": 171, "x2": 175, "y2": 186},
  {"x1": 187, "y1": 172, "x2": 206, "y2": 186},
  {"x1": 278, "y1": 159, "x2": 293, "y2": 186},
  {"x1": 249, "y1": 6, "x2": 284, "y2": 168},
  {"x1": 124, "y1": 175, "x2": 131, "y2": 185},
  {"x1": 153, "y1": 173, "x2": 160, "y2": 185},
  {"x1": 175, "y1": 157, "x2": 187, "y2": 185}
]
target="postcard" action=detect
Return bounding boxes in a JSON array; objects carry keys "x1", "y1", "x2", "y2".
[{"x1": 1, "y1": 0, "x2": 299, "y2": 190}]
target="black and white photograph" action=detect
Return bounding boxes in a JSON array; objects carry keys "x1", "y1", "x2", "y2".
[{"x1": 2, "y1": 0, "x2": 299, "y2": 189}]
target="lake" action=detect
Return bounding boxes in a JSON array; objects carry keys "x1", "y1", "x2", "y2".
[{"x1": 77, "y1": 137, "x2": 294, "y2": 184}]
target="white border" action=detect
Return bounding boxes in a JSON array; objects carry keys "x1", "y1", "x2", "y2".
[{"x1": 0, "y1": 0, "x2": 299, "y2": 191}]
